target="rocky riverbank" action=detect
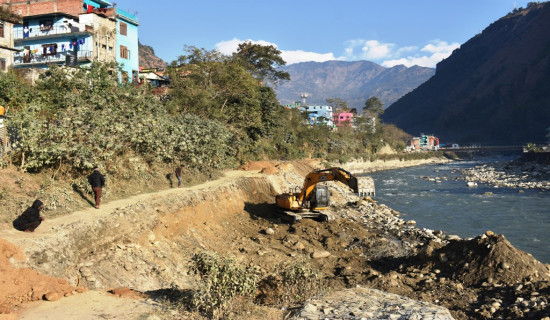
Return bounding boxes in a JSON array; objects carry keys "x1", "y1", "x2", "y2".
[
  {"x1": 461, "y1": 158, "x2": 550, "y2": 191},
  {"x1": 290, "y1": 181, "x2": 550, "y2": 319},
  {"x1": 342, "y1": 157, "x2": 451, "y2": 174}
]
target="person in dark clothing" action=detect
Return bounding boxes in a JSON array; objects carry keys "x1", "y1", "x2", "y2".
[
  {"x1": 13, "y1": 200, "x2": 45, "y2": 232},
  {"x1": 175, "y1": 165, "x2": 183, "y2": 188},
  {"x1": 88, "y1": 167, "x2": 105, "y2": 209}
]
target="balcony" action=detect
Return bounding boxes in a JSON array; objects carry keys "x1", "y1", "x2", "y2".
[
  {"x1": 14, "y1": 24, "x2": 94, "y2": 41},
  {"x1": 14, "y1": 50, "x2": 93, "y2": 67}
]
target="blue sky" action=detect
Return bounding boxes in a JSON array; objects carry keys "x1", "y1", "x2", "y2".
[{"x1": 113, "y1": 0, "x2": 532, "y2": 68}]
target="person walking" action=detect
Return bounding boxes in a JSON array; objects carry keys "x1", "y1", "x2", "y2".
[
  {"x1": 175, "y1": 164, "x2": 183, "y2": 188},
  {"x1": 13, "y1": 199, "x2": 45, "y2": 232},
  {"x1": 88, "y1": 166, "x2": 105, "y2": 209}
]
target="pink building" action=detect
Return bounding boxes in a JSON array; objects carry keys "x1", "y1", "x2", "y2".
[{"x1": 333, "y1": 112, "x2": 354, "y2": 127}]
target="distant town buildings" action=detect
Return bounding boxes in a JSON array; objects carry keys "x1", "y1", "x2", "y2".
[
  {"x1": 406, "y1": 134, "x2": 440, "y2": 151},
  {"x1": 0, "y1": 0, "x2": 139, "y2": 83}
]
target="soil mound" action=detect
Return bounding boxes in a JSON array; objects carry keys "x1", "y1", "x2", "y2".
[
  {"x1": 414, "y1": 232, "x2": 550, "y2": 286},
  {"x1": 0, "y1": 239, "x2": 79, "y2": 315},
  {"x1": 239, "y1": 161, "x2": 279, "y2": 174}
]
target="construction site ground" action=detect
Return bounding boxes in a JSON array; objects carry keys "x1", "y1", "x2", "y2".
[{"x1": 0, "y1": 159, "x2": 549, "y2": 320}]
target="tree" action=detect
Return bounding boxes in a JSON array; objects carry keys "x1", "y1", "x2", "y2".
[
  {"x1": 167, "y1": 45, "x2": 262, "y2": 129},
  {"x1": 326, "y1": 98, "x2": 348, "y2": 112},
  {"x1": 363, "y1": 96, "x2": 384, "y2": 117},
  {"x1": 234, "y1": 41, "x2": 290, "y2": 85}
]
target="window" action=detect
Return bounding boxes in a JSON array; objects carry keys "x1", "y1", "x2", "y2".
[
  {"x1": 0, "y1": 59, "x2": 6, "y2": 71},
  {"x1": 120, "y1": 22, "x2": 127, "y2": 36},
  {"x1": 42, "y1": 43, "x2": 57, "y2": 56},
  {"x1": 120, "y1": 45, "x2": 128, "y2": 59},
  {"x1": 39, "y1": 19, "x2": 53, "y2": 31},
  {"x1": 0, "y1": 22, "x2": 4, "y2": 38}
]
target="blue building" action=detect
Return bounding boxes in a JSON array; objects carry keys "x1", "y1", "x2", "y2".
[
  {"x1": 12, "y1": 0, "x2": 114, "y2": 72},
  {"x1": 5, "y1": 0, "x2": 139, "y2": 83},
  {"x1": 115, "y1": 8, "x2": 139, "y2": 82},
  {"x1": 305, "y1": 105, "x2": 334, "y2": 127}
]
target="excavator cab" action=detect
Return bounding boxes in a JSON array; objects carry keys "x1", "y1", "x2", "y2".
[{"x1": 309, "y1": 185, "x2": 329, "y2": 210}]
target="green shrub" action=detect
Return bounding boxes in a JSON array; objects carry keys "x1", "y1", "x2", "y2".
[{"x1": 189, "y1": 251, "x2": 259, "y2": 319}]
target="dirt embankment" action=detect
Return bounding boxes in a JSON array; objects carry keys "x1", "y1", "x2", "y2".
[{"x1": 1, "y1": 158, "x2": 549, "y2": 319}]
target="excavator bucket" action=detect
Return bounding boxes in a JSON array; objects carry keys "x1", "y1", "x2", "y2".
[{"x1": 356, "y1": 176, "x2": 376, "y2": 197}]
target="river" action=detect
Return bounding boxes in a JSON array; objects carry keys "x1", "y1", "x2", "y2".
[{"x1": 367, "y1": 156, "x2": 550, "y2": 263}]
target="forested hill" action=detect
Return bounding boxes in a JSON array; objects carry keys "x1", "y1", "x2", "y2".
[
  {"x1": 139, "y1": 42, "x2": 167, "y2": 69},
  {"x1": 382, "y1": 2, "x2": 550, "y2": 145},
  {"x1": 276, "y1": 60, "x2": 434, "y2": 110}
]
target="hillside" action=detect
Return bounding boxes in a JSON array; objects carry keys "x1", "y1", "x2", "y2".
[
  {"x1": 138, "y1": 41, "x2": 167, "y2": 69},
  {"x1": 383, "y1": 2, "x2": 550, "y2": 145},
  {"x1": 276, "y1": 60, "x2": 434, "y2": 110}
]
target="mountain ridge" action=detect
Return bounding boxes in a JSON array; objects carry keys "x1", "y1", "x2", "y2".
[
  {"x1": 138, "y1": 41, "x2": 167, "y2": 69},
  {"x1": 276, "y1": 60, "x2": 435, "y2": 110}
]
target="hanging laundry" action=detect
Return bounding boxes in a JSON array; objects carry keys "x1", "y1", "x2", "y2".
[
  {"x1": 87, "y1": 4, "x2": 94, "y2": 13},
  {"x1": 61, "y1": 44, "x2": 65, "y2": 51},
  {"x1": 23, "y1": 23, "x2": 29, "y2": 38}
]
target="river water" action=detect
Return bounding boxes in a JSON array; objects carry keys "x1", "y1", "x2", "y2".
[{"x1": 366, "y1": 156, "x2": 550, "y2": 263}]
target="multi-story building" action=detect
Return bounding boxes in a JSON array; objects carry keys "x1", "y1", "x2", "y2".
[
  {"x1": 305, "y1": 105, "x2": 333, "y2": 126},
  {"x1": 333, "y1": 112, "x2": 354, "y2": 127},
  {"x1": 0, "y1": 6, "x2": 21, "y2": 72},
  {"x1": 0, "y1": 0, "x2": 138, "y2": 82},
  {"x1": 115, "y1": 8, "x2": 138, "y2": 82}
]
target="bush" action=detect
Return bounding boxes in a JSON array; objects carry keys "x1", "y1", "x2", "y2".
[
  {"x1": 189, "y1": 251, "x2": 259, "y2": 319},
  {"x1": 5, "y1": 64, "x2": 237, "y2": 174}
]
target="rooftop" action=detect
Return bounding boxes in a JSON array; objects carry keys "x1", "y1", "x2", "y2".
[{"x1": 115, "y1": 8, "x2": 139, "y2": 25}]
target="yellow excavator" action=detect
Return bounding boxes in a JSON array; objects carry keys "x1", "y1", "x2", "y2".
[{"x1": 275, "y1": 167, "x2": 367, "y2": 222}]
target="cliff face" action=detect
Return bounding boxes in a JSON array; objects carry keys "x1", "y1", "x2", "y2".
[
  {"x1": 138, "y1": 42, "x2": 167, "y2": 69},
  {"x1": 383, "y1": 2, "x2": 550, "y2": 145},
  {"x1": 276, "y1": 60, "x2": 434, "y2": 110}
]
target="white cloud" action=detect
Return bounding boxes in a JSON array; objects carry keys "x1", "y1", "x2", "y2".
[
  {"x1": 215, "y1": 38, "x2": 275, "y2": 56},
  {"x1": 215, "y1": 38, "x2": 342, "y2": 65},
  {"x1": 422, "y1": 40, "x2": 459, "y2": 53},
  {"x1": 361, "y1": 40, "x2": 393, "y2": 59},
  {"x1": 344, "y1": 39, "x2": 395, "y2": 61},
  {"x1": 381, "y1": 40, "x2": 459, "y2": 68},
  {"x1": 281, "y1": 50, "x2": 343, "y2": 64},
  {"x1": 215, "y1": 38, "x2": 459, "y2": 68}
]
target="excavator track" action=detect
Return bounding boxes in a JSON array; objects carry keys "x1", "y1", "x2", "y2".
[{"x1": 278, "y1": 210, "x2": 333, "y2": 223}]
